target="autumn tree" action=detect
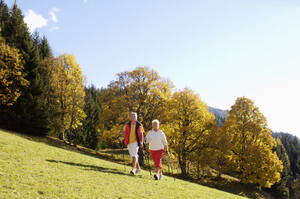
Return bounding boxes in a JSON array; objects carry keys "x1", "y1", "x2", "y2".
[
  {"x1": 100, "y1": 66, "x2": 173, "y2": 129},
  {"x1": 45, "y1": 54, "x2": 86, "y2": 142},
  {"x1": 0, "y1": 41, "x2": 29, "y2": 107},
  {"x1": 221, "y1": 97, "x2": 283, "y2": 188},
  {"x1": 100, "y1": 66, "x2": 173, "y2": 164},
  {"x1": 161, "y1": 88, "x2": 215, "y2": 176}
]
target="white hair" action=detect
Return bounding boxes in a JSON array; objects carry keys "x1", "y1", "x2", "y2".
[
  {"x1": 152, "y1": 119, "x2": 160, "y2": 124},
  {"x1": 131, "y1": 112, "x2": 137, "y2": 117}
]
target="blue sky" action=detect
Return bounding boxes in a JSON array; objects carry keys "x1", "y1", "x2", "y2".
[{"x1": 5, "y1": 0, "x2": 300, "y2": 137}]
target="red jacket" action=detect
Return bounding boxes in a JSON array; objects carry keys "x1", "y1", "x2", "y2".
[{"x1": 124, "y1": 121, "x2": 143, "y2": 146}]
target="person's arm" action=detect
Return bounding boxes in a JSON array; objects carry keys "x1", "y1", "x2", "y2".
[
  {"x1": 140, "y1": 125, "x2": 145, "y2": 147},
  {"x1": 162, "y1": 132, "x2": 169, "y2": 155}
]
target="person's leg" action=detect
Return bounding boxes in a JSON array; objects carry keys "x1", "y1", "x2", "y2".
[
  {"x1": 130, "y1": 142, "x2": 140, "y2": 173},
  {"x1": 128, "y1": 143, "x2": 137, "y2": 173},
  {"x1": 157, "y1": 150, "x2": 163, "y2": 179},
  {"x1": 156, "y1": 167, "x2": 160, "y2": 175},
  {"x1": 135, "y1": 161, "x2": 140, "y2": 170},
  {"x1": 132, "y1": 156, "x2": 137, "y2": 169},
  {"x1": 150, "y1": 150, "x2": 159, "y2": 179}
]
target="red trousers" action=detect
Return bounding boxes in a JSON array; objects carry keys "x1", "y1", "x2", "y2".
[{"x1": 150, "y1": 149, "x2": 163, "y2": 169}]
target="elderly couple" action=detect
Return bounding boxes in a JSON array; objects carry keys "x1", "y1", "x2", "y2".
[{"x1": 120, "y1": 112, "x2": 168, "y2": 180}]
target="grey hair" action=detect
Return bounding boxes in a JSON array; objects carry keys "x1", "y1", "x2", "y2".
[
  {"x1": 131, "y1": 112, "x2": 137, "y2": 117},
  {"x1": 152, "y1": 119, "x2": 160, "y2": 124}
]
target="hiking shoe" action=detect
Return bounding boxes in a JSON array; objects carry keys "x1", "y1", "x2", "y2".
[
  {"x1": 130, "y1": 169, "x2": 135, "y2": 175},
  {"x1": 135, "y1": 168, "x2": 141, "y2": 174},
  {"x1": 154, "y1": 174, "x2": 158, "y2": 180},
  {"x1": 159, "y1": 174, "x2": 163, "y2": 180}
]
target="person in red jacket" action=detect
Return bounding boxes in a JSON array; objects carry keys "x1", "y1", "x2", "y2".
[{"x1": 120, "y1": 112, "x2": 144, "y2": 175}]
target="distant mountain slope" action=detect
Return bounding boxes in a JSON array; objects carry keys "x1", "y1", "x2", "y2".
[{"x1": 208, "y1": 107, "x2": 227, "y2": 126}]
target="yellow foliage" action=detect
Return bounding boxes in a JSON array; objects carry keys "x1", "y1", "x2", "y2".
[
  {"x1": 222, "y1": 97, "x2": 283, "y2": 187},
  {"x1": 99, "y1": 66, "x2": 173, "y2": 132},
  {"x1": 101, "y1": 125, "x2": 124, "y2": 148},
  {"x1": 44, "y1": 54, "x2": 86, "y2": 138},
  {"x1": 161, "y1": 88, "x2": 216, "y2": 175},
  {"x1": 0, "y1": 42, "x2": 29, "y2": 107}
]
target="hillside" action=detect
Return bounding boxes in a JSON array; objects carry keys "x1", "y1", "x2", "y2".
[
  {"x1": 0, "y1": 129, "x2": 246, "y2": 199},
  {"x1": 208, "y1": 107, "x2": 227, "y2": 127}
]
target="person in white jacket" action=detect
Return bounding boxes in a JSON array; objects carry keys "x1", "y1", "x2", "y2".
[{"x1": 145, "y1": 119, "x2": 169, "y2": 180}]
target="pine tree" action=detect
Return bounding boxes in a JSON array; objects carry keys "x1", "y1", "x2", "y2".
[
  {"x1": 0, "y1": 1, "x2": 10, "y2": 33},
  {"x1": 0, "y1": 3, "x2": 48, "y2": 135},
  {"x1": 270, "y1": 138, "x2": 291, "y2": 199},
  {"x1": 39, "y1": 36, "x2": 52, "y2": 59},
  {"x1": 72, "y1": 85, "x2": 102, "y2": 149}
]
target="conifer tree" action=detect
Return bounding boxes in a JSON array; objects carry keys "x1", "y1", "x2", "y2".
[{"x1": 0, "y1": 3, "x2": 48, "y2": 135}]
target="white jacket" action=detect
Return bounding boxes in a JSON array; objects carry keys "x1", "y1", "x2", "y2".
[{"x1": 145, "y1": 129, "x2": 168, "y2": 151}]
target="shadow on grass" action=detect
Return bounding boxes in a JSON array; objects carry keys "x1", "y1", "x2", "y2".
[
  {"x1": 1, "y1": 130, "x2": 268, "y2": 198},
  {"x1": 46, "y1": 159, "x2": 138, "y2": 177}
]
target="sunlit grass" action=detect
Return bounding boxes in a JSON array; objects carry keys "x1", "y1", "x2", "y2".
[{"x1": 0, "y1": 129, "x2": 246, "y2": 199}]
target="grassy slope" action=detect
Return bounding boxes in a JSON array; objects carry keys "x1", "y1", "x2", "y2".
[{"x1": 0, "y1": 130, "x2": 247, "y2": 199}]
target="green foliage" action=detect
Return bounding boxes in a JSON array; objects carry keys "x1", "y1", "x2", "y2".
[
  {"x1": 0, "y1": 2, "x2": 48, "y2": 135},
  {"x1": 71, "y1": 85, "x2": 103, "y2": 149}
]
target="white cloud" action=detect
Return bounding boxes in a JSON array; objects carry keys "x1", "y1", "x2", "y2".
[
  {"x1": 49, "y1": 7, "x2": 60, "y2": 23},
  {"x1": 24, "y1": 9, "x2": 48, "y2": 33},
  {"x1": 83, "y1": 0, "x2": 88, "y2": 3},
  {"x1": 49, "y1": 11, "x2": 57, "y2": 23}
]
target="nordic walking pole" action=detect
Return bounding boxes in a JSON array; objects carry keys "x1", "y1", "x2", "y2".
[
  {"x1": 118, "y1": 138, "x2": 126, "y2": 171},
  {"x1": 168, "y1": 152, "x2": 175, "y2": 181},
  {"x1": 146, "y1": 148, "x2": 152, "y2": 178},
  {"x1": 122, "y1": 141, "x2": 126, "y2": 171}
]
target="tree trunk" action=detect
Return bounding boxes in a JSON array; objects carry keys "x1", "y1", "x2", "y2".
[
  {"x1": 197, "y1": 161, "x2": 200, "y2": 179},
  {"x1": 59, "y1": 128, "x2": 65, "y2": 140},
  {"x1": 178, "y1": 154, "x2": 187, "y2": 176},
  {"x1": 59, "y1": 112, "x2": 65, "y2": 141}
]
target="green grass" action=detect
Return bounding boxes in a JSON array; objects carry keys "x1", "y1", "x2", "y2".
[{"x1": 0, "y1": 129, "x2": 247, "y2": 199}]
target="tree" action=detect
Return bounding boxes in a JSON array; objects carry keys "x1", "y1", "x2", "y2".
[
  {"x1": 47, "y1": 54, "x2": 86, "y2": 142},
  {"x1": 100, "y1": 66, "x2": 173, "y2": 130},
  {"x1": 0, "y1": 3, "x2": 48, "y2": 135},
  {"x1": 32, "y1": 32, "x2": 52, "y2": 60},
  {"x1": 0, "y1": 41, "x2": 29, "y2": 107},
  {"x1": 100, "y1": 67, "x2": 173, "y2": 165},
  {"x1": 0, "y1": 1, "x2": 10, "y2": 32},
  {"x1": 221, "y1": 97, "x2": 283, "y2": 188},
  {"x1": 270, "y1": 138, "x2": 291, "y2": 199},
  {"x1": 161, "y1": 88, "x2": 215, "y2": 176},
  {"x1": 39, "y1": 36, "x2": 52, "y2": 59},
  {"x1": 72, "y1": 85, "x2": 102, "y2": 149}
]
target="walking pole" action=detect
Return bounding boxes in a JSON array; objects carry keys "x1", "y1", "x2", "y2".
[
  {"x1": 119, "y1": 139, "x2": 126, "y2": 171},
  {"x1": 146, "y1": 149, "x2": 152, "y2": 178},
  {"x1": 122, "y1": 141, "x2": 126, "y2": 171},
  {"x1": 168, "y1": 152, "x2": 175, "y2": 182}
]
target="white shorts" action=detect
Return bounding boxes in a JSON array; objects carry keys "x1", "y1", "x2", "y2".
[{"x1": 127, "y1": 142, "x2": 139, "y2": 158}]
